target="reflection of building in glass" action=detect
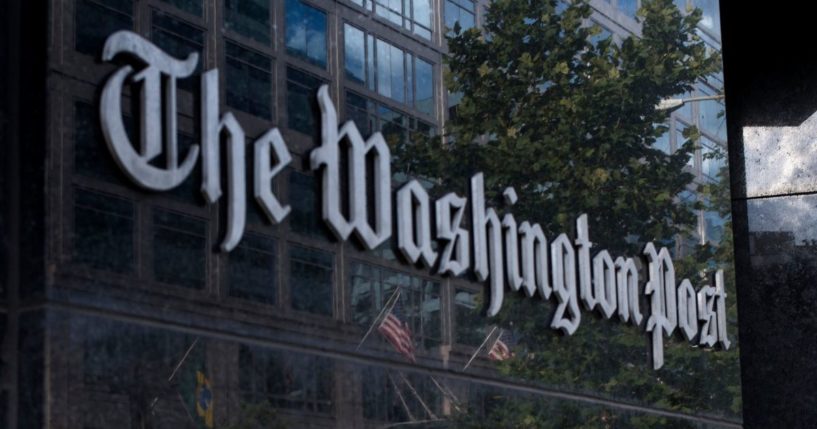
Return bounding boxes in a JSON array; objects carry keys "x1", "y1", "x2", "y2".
[
  {"x1": 1, "y1": 0, "x2": 738, "y2": 428},
  {"x1": 591, "y1": 0, "x2": 727, "y2": 255}
]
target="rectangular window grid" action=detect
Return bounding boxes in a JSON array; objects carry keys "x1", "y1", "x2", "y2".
[
  {"x1": 350, "y1": 262, "x2": 441, "y2": 350},
  {"x1": 75, "y1": 0, "x2": 133, "y2": 56},
  {"x1": 285, "y1": 0, "x2": 328, "y2": 68},
  {"x1": 152, "y1": 209, "x2": 207, "y2": 289},
  {"x1": 225, "y1": 41, "x2": 273, "y2": 119},
  {"x1": 228, "y1": 233, "x2": 277, "y2": 304},
  {"x1": 239, "y1": 344, "x2": 334, "y2": 413},
  {"x1": 151, "y1": 10, "x2": 205, "y2": 92},
  {"x1": 72, "y1": 188, "x2": 135, "y2": 274},
  {"x1": 224, "y1": 0, "x2": 271, "y2": 45},
  {"x1": 345, "y1": 91, "x2": 434, "y2": 146},
  {"x1": 286, "y1": 66, "x2": 327, "y2": 136},
  {"x1": 343, "y1": 25, "x2": 435, "y2": 115},
  {"x1": 289, "y1": 245, "x2": 334, "y2": 316}
]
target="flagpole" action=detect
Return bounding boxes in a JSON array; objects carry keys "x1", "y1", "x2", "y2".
[
  {"x1": 356, "y1": 287, "x2": 402, "y2": 350},
  {"x1": 398, "y1": 372, "x2": 438, "y2": 420},
  {"x1": 149, "y1": 337, "x2": 201, "y2": 412},
  {"x1": 462, "y1": 326, "x2": 498, "y2": 371},
  {"x1": 168, "y1": 337, "x2": 200, "y2": 382},
  {"x1": 175, "y1": 391, "x2": 198, "y2": 424},
  {"x1": 429, "y1": 376, "x2": 461, "y2": 411},
  {"x1": 388, "y1": 373, "x2": 416, "y2": 422}
]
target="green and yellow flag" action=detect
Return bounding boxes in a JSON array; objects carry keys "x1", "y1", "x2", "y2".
[{"x1": 195, "y1": 370, "x2": 214, "y2": 428}]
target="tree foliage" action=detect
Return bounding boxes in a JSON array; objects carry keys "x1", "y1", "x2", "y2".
[
  {"x1": 397, "y1": 0, "x2": 719, "y2": 253},
  {"x1": 393, "y1": 0, "x2": 740, "y2": 426}
]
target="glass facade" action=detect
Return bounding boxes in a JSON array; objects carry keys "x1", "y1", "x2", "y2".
[
  {"x1": 3, "y1": 0, "x2": 740, "y2": 428},
  {"x1": 285, "y1": 0, "x2": 328, "y2": 68}
]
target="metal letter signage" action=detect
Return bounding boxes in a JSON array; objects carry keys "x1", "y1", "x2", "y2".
[
  {"x1": 100, "y1": 31, "x2": 200, "y2": 191},
  {"x1": 98, "y1": 31, "x2": 731, "y2": 370}
]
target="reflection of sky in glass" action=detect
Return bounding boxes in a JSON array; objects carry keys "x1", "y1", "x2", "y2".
[
  {"x1": 285, "y1": 0, "x2": 327, "y2": 68},
  {"x1": 376, "y1": 39, "x2": 406, "y2": 102},
  {"x1": 701, "y1": 137, "x2": 724, "y2": 179},
  {"x1": 694, "y1": 0, "x2": 720, "y2": 33},
  {"x1": 415, "y1": 59, "x2": 433, "y2": 115},
  {"x1": 675, "y1": 123, "x2": 695, "y2": 168},
  {"x1": 375, "y1": 0, "x2": 403, "y2": 26},
  {"x1": 445, "y1": 0, "x2": 475, "y2": 33},
  {"x1": 700, "y1": 98, "x2": 726, "y2": 140},
  {"x1": 413, "y1": 0, "x2": 432, "y2": 27},
  {"x1": 344, "y1": 24, "x2": 365, "y2": 83},
  {"x1": 654, "y1": 125, "x2": 671, "y2": 154},
  {"x1": 748, "y1": 195, "x2": 817, "y2": 244}
]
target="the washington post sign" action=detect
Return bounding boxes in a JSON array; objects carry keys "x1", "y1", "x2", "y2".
[{"x1": 96, "y1": 31, "x2": 730, "y2": 370}]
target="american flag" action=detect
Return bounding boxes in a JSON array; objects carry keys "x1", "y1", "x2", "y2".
[
  {"x1": 487, "y1": 330, "x2": 512, "y2": 361},
  {"x1": 377, "y1": 297, "x2": 416, "y2": 363}
]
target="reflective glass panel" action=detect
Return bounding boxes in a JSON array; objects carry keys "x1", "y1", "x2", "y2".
[
  {"x1": 152, "y1": 209, "x2": 206, "y2": 289},
  {"x1": 75, "y1": 0, "x2": 133, "y2": 55},
  {"x1": 224, "y1": 0, "x2": 270, "y2": 44},
  {"x1": 285, "y1": 0, "x2": 327, "y2": 68},
  {"x1": 290, "y1": 245, "x2": 333, "y2": 316},
  {"x1": 225, "y1": 41, "x2": 272, "y2": 119}
]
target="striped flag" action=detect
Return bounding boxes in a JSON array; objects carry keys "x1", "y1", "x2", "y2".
[
  {"x1": 487, "y1": 330, "x2": 513, "y2": 361},
  {"x1": 377, "y1": 297, "x2": 416, "y2": 363}
]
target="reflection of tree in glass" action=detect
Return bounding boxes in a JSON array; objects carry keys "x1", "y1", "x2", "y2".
[{"x1": 392, "y1": 0, "x2": 740, "y2": 425}]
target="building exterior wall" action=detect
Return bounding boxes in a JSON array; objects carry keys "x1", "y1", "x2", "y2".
[{"x1": 2, "y1": 0, "x2": 739, "y2": 428}]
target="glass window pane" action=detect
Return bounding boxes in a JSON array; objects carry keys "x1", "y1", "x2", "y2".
[
  {"x1": 151, "y1": 11, "x2": 204, "y2": 92},
  {"x1": 290, "y1": 245, "x2": 333, "y2": 316},
  {"x1": 239, "y1": 345, "x2": 334, "y2": 413},
  {"x1": 345, "y1": 91, "x2": 374, "y2": 136},
  {"x1": 229, "y1": 234, "x2": 276, "y2": 304},
  {"x1": 75, "y1": 0, "x2": 133, "y2": 56},
  {"x1": 376, "y1": 39, "x2": 393, "y2": 100},
  {"x1": 72, "y1": 188, "x2": 134, "y2": 273},
  {"x1": 704, "y1": 208, "x2": 725, "y2": 244},
  {"x1": 152, "y1": 209, "x2": 206, "y2": 289},
  {"x1": 74, "y1": 102, "x2": 125, "y2": 181},
  {"x1": 375, "y1": 40, "x2": 407, "y2": 103},
  {"x1": 344, "y1": 24, "x2": 366, "y2": 84},
  {"x1": 701, "y1": 138, "x2": 725, "y2": 180},
  {"x1": 289, "y1": 172, "x2": 328, "y2": 237},
  {"x1": 455, "y1": 289, "x2": 487, "y2": 346},
  {"x1": 285, "y1": 0, "x2": 327, "y2": 68},
  {"x1": 415, "y1": 59, "x2": 433, "y2": 115},
  {"x1": 224, "y1": 0, "x2": 270, "y2": 45},
  {"x1": 374, "y1": 0, "x2": 403, "y2": 26},
  {"x1": 225, "y1": 41, "x2": 272, "y2": 119},
  {"x1": 379, "y1": 104, "x2": 407, "y2": 146},
  {"x1": 350, "y1": 263, "x2": 376, "y2": 327},
  {"x1": 367, "y1": 34, "x2": 376, "y2": 91},
  {"x1": 694, "y1": 0, "x2": 720, "y2": 34},
  {"x1": 445, "y1": 0, "x2": 475, "y2": 33},
  {"x1": 389, "y1": 44, "x2": 405, "y2": 103},
  {"x1": 413, "y1": 0, "x2": 432, "y2": 28},
  {"x1": 286, "y1": 67, "x2": 325, "y2": 136},
  {"x1": 700, "y1": 98, "x2": 726, "y2": 140},
  {"x1": 654, "y1": 124, "x2": 670, "y2": 154},
  {"x1": 81, "y1": 318, "x2": 204, "y2": 410},
  {"x1": 160, "y1": 0, "x2": 202, "y2": 16},
  {"x1": 167, "y1": 133, "x2": 204, "y2": 204}
]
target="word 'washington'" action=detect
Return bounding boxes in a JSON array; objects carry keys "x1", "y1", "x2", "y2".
[{"x1": 99, "y1": 31, "x2": 730, "y2": 370}]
